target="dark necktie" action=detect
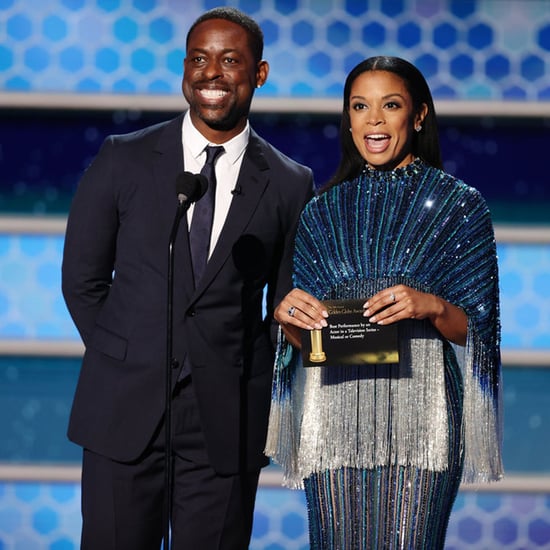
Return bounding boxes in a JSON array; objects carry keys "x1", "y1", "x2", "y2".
[{"x1": 189, "y1": 145, "x2": 224, "y2": 285}]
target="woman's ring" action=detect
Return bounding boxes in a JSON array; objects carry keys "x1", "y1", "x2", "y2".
[
  {"x1": 390, "y1": 292, "x2": 396, "y2": 303},
  {"x1": 288, "y1": 306, "x2": 296, "y2": 317}
]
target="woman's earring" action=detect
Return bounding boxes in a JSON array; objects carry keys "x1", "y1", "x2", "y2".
[
  {"x1": 415, "y1": 125, "x2": 422, "y2": 132},
  {"x1": 349, "y1": 128, "x2": 352, "y2": 132}
]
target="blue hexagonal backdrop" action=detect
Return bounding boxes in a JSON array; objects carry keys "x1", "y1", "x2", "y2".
[
  {"x1": 1, "y1": 480, "x2": 550, "y2": 549},
  {"x1": 0, "y1": 236, "x2": 549, "y2": 350},
  {"x1": 1, "y1": 0, "x2": 550, "y2": 100}
]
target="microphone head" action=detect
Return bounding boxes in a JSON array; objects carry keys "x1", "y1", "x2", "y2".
[{"x1": 176, "y1": 172, "x2": 208, "y2": 203}]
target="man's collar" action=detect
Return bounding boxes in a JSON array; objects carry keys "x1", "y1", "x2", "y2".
[{"x1": 183, "y1": 111, "x2": 249, "y2": 164}]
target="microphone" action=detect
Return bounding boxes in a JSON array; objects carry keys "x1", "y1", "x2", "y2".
[
  {"x1": 176, "y1": 171, "x2": 208, "y2": 206},
  {"x1": 163, "y1": 170, "x2": 207, "y2": 548},
  {"x1": 231, "y1": 184, "x2": 242, "y2": 196}
]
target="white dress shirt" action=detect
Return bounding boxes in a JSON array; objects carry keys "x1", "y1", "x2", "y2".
[{"x1": 182, "y1": 111, "x2": 249, "y2": 258}]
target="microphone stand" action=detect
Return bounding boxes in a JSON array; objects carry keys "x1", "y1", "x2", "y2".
[{"x1": 163, "y1": 196, "x2": 190, "y2": 550}]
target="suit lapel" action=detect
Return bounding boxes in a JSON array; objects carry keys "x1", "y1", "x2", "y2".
[
  {"x1": 152, "y1": 114, "x2": 196, "y2": 297},
  {"x1": 191, "y1": 131, "x2": 270, "y2": 297}
]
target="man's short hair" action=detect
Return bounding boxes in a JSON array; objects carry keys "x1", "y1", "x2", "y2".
[{"x1": 186, "y1": 7, "x2": 264, "y2": 63}]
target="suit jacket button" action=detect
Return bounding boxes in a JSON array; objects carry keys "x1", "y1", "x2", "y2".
[{"x1": 187, "y1": 309, "x2": 196, "y2": 317}]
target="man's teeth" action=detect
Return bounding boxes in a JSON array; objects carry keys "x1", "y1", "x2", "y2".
[{"x1": 201, "y1": 89, "x2": 227, "y2": 98}]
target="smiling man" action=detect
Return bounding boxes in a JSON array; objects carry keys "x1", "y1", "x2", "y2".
[
  {"x1": 183, "y1": 14, "x2": 268, "y2": 139},
  {"x1": 62, "y1": 7, "x2": 313, "y2": 550}
]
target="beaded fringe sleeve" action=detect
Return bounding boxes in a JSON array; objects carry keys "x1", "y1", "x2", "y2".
[{"x1": 265, "y1": 160, "x2": 503, "y2": 488}]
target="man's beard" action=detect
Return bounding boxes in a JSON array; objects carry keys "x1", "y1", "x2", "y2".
[{"x1": 192, "y1": 100, "x2": 249, "y2": 132}]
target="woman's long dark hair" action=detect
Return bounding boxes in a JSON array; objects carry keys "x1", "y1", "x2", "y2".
[{"x1": 323, "y1": 56, "x2": 443, "y2": 192}]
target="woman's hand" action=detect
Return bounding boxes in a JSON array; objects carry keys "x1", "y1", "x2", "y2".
[
  {"x1": 274, "y1": 289, "x2": 328, "y2": 349},
  {"x1": 363, "y1": 284, "x2": 468, "y2": 346}
]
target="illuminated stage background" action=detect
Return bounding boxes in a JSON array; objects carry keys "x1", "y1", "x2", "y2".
[{"x1": 1, "y1": 1, "x2": 549, "y2": 548}]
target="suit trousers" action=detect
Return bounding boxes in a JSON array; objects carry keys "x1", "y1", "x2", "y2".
[{"x1": 80, "y1": 377, "x2": 261, "y2": 550}]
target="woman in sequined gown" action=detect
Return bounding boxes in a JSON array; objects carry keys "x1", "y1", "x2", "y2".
[{"x1": 265, "y1": 57, "x2": 502, "y2": 549}]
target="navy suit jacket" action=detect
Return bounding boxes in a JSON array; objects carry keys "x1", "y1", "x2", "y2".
[{"x1": 62, "y1": 114, "x2": 313, "y2": 474}]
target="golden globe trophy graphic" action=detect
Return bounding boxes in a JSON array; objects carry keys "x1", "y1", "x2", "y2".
[{"x1": 308, "y1": 329, "x2": 327, "y2": 363}]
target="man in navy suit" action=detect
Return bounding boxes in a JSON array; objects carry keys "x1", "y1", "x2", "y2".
[{"x1": 62, "y1": 7, "x2": 313, "y2": 549}]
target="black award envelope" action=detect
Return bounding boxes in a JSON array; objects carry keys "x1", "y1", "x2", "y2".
[{"x1": 301, "y1": 299, "x2": 399, "y2": 367}]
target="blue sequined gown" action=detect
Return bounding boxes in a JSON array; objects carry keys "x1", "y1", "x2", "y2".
[{"x1": 265, "y1": 159, "x2": 503, "y2": 549}]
